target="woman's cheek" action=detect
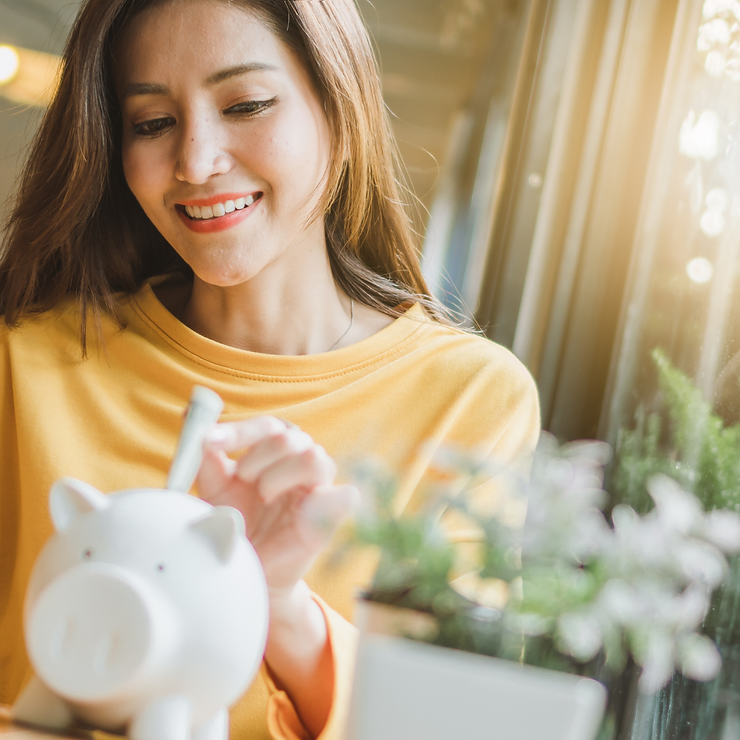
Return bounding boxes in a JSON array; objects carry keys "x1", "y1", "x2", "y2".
[
  {"x1": 123, "y1": 146, "x2": 169, "y2": 223},
  {"x1": 122, "y1": 146, "x2": 150, "y2": 203}
]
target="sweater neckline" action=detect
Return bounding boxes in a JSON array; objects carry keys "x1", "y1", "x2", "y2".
[{"x1": 129, "y1": 280, "x2": 428, "y2": 379}]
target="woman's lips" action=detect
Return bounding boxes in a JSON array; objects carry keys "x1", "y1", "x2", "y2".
[{"x1": 176, "y1": 193, "x2": 262, "y2": 234}]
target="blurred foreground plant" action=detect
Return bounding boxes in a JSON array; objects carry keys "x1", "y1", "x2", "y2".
[{"x1": 351, "y1": 434, "x2": 740, "y2": 695}]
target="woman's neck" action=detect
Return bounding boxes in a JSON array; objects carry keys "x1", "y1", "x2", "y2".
[{"x1": 177, "y1": 263, "x2": 354, "y2": 356}]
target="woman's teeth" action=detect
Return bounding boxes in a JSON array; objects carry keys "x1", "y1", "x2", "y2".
[{"x1": 184, "y1": 194, "x2": 256, "y2": 220}]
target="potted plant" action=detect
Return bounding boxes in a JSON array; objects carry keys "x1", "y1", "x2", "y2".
[{"x1": 343, "y1": 433, "x2": 740, "y2": 740}]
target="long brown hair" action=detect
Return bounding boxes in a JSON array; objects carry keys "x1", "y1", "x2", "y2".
[{"x1": 0, "y1": 0, "x2": 454, "y2": 350}]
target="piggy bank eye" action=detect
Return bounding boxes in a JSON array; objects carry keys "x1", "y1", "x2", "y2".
[
  {"x1": 82, "y1": 548, "x2": 93, "y2": 559},
  {"x1": 156, "y1": 563, "x2": 165, "y2": 572}
]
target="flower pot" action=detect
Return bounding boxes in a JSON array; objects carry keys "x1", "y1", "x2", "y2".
[{"x1": 347, "y1": 600, "x2": 607, "y2": 740}]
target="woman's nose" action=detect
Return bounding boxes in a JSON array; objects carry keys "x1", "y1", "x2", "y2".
[{"x1": 174, "y1": 120, "x2": 232, "y2": 184}]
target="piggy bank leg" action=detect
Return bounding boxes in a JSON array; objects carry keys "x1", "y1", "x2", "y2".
[
  {"x1": 12, "y1": 675, "x2": 75, "y2": 730},
  {"x1": 129, "y1": 696, "x2": 191, "y2": 740},
  {"x1": 192, "y1": 708, "x2": 228, "y2": 740}
]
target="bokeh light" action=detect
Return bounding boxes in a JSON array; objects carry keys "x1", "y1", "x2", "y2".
[
  {"x1": 706, "y1": 187, "x2": 729, "y2": 212},
  {"x1": 700, "y1": 210, "x2": 725, "y2": 236},
  {"x1": 686, "y1": 257, "x2": 714, "y2": 284},
  {"x1": 0, "y1": 46, "x2": 20, "y2": 85},
  {"x1": 679, "y1": 109, "x2": 720, "y2": 160}
]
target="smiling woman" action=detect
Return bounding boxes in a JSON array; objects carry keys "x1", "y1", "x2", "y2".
[{"x1": 0, "y1": 1, "x2": 540, "y2": 739}]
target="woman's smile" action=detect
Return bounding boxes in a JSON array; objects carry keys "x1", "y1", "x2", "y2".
[{"x1": 175, "y1": 192, "x2": 263, "y2": 234}]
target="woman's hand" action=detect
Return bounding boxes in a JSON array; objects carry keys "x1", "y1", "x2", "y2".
[
  {"x1": 197, "y1": 416, "x2": 357, "y2": 590},
  {"x1": 196, "y1": 417, "x2": 357, "y2": 737}
]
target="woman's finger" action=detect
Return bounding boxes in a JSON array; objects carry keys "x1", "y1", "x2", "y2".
[
  {"x1": 205, "y1": 416, "x2": 289, "y2": 452},
  {"x1": 299, "y1": 484, "x2": 360, "y2": 534},
  {"x1": 236, "y1": 428, "x2": 314, "y2": 483},
  {"x1": 257, "y1": 446, "x2": 337, "y2": 504},
  {"x1": 196, "y1": 446, "x2": 237, "y2": 503}
]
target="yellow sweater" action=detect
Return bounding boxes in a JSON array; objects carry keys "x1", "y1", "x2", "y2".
[{"x1": 0, "y1": 280, "x2": 540, "y2": 739}]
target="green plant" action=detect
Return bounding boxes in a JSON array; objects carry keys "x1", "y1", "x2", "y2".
[{"x1": 613, "y1": 348, "x2": 740, "y2": 514}]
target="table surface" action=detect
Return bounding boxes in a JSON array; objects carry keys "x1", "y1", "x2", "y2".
[{"x1": 0, "y1": 707, "x2": 119, "y2": 740}]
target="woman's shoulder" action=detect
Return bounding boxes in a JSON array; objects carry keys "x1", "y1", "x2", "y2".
[
  {"x1": 0, "y1": 292, "x2": 137, "y2": 352},
  {"x1": 1, "y1": 299, "x2": 78, "y2": 342},
  {"x1": 409, "y1": 314, "x2": 535, "y2": 390},
  {"x1": 400, "y1": 316, "x2": 540, "y2": 456}
]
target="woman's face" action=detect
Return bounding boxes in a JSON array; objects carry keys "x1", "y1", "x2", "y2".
[{"x1": 115, "y1": 0, "x2": 332, "y2": 287}]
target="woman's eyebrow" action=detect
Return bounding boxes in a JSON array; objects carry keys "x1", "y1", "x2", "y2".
[
  {"x1": 121, "y1": 62, "x2": 279, "y2": 99},
  {"x1": 121, "y1": 82, "x2": 168, "y2": 99},
  {"x1": 207, "y1": 62, "x2": 279, "y2": 85}
]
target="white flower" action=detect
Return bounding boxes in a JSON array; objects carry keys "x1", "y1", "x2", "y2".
[
  {"x1": 680, "y1": 110, "x2": 720, "y2": 160},
  {"x1": 570, "y1": 509, "x2": 611, "y2": 562},
  {"x1": 673, "y1": 539, "x2": 728, "y2": 587},
  {"x1": 521, "y1": 435, "x2": 614, "y2": 563},
  {"x1": 611, "y1": 502, "x2": 639, "y2": 531},
  {"x1": 637, "y1": 629, "x2": 677, "y2": 694},
  {"x1": 627, "y1": 579, "x2": 685, "y2": 628},
  {"x1": 599, "y1": 579, "x2": 644, "y2": 626},
  {"x1": 558, "y1": 611, "x2": 603, "y2": 662},
  {"x1": 677, "y1": 633, "x2": 722, "y2": 681},
  {"x1": 672, "y1": 584, "x2": 711, "y2": 631},
  {"x1": 545, "y1": 458, "x2": 576, "y2": 487},
  {"x1": 701, "y1": 509, "x2": 740, "y2": 552},
  {"x1": 561, "y1": 439, "x2": 612, "y2": 466},
  {"x1": 610, "y1": 504, "x2": 672, "y2": 572},
  {"x1": 648, "y1": 475, "x2": 704, "y2": 535}
]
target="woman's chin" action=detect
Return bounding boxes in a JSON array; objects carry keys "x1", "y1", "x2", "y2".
[{"x1": 190, "y1": 264, "x2": 262, "y2": 289}]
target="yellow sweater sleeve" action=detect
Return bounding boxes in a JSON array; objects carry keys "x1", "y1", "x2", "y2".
[{"x1": 264, "y1": 596, "x2": 358, "y2": 740}]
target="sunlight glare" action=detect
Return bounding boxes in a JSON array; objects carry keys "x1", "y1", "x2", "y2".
[{"x1": 0, "y1": 46, "x2": 20, "y2": 85}]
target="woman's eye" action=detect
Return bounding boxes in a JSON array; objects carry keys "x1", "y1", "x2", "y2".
[
  {"x1": 225, "y1": 98, "x2": 276, "y2": 117},
  {"x1": 133, "y1": 117, "x2": 175, "y2": 137}
]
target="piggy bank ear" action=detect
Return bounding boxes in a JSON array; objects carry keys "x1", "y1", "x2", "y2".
[
  {"x1": 190, "y1": 506, "x2": 245, "y2": 563},
  {"x1": 50, "y1": 478, "x2": 110, "y2": 532}
]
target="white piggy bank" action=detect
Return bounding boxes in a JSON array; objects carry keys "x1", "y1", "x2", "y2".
[{"x1": 13, "y1": 478, "x2": 269, "y2": 740}]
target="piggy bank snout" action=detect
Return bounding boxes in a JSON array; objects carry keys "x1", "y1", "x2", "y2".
[{"x1": 27, "y1": 564, "x2": 177, "y2": 703}]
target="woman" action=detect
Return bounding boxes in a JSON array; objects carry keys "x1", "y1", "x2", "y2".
[{"x1": 0, "y1": 1, "x2": 540, "y2": 738}]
